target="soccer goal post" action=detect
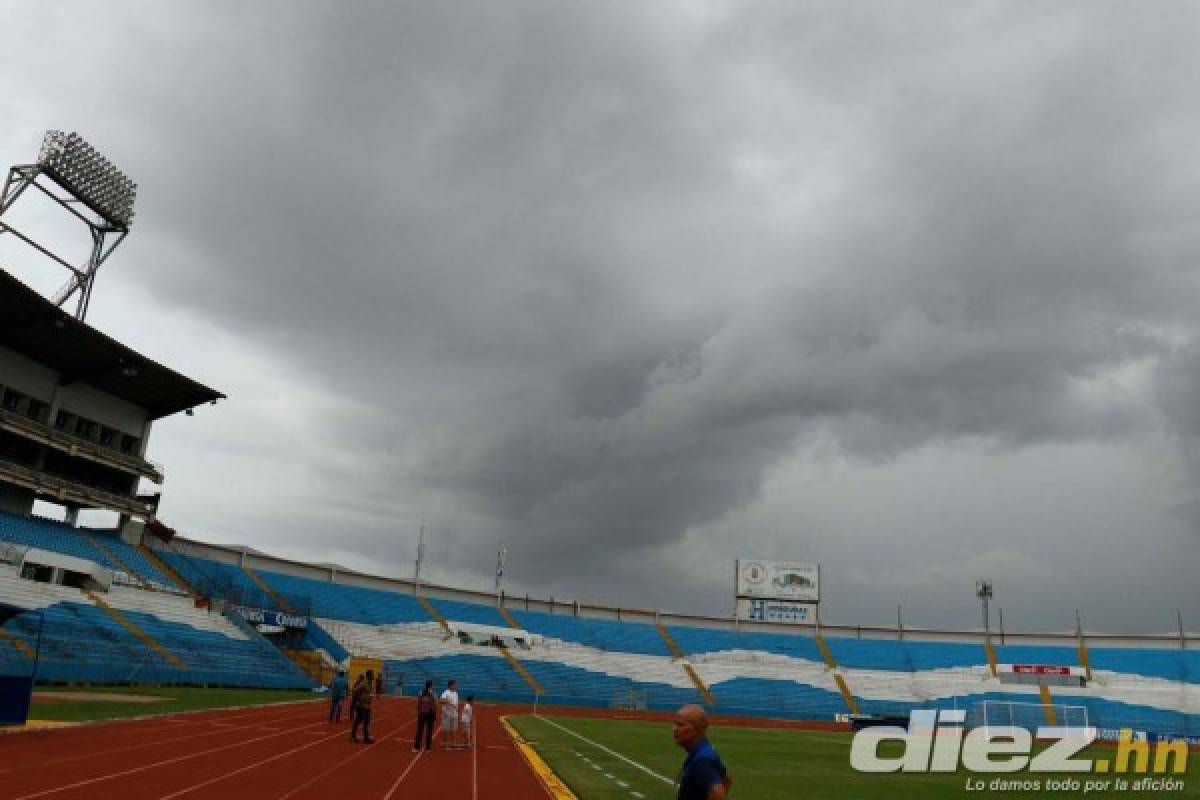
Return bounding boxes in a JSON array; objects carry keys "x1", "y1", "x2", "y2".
[{"x1": 975, "y1": 699, "x2": 1089, "y2": 733}]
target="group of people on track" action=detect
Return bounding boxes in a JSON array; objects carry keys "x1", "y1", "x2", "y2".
[
  {"x1": 413, "y1": 678, "x2": 474, "y2": 751},
  {"x1": 325, "y1": 671, "x2": 732, "y2": 798},
  {"x1": 325, "y1": 670, "x2": 473, "y2": 750}
]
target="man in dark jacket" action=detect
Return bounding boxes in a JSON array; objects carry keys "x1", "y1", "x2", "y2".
[
  {"x1": 350, "y1": 669, "x2": 375, "y2": 744},
  {"x1": 413, "y1": 679, "x2": 436, "y2": 751}
]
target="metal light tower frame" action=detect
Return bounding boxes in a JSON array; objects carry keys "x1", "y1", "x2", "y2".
[
  {"x1": 0, "y1": 131, "x2": 137, "y2": 321},
  {"x1": 976, "y1": 579, "x2": 993, "y2": 632},
  {"x1": 495, "y1": 544, "x2": 509, "y2": 606}
]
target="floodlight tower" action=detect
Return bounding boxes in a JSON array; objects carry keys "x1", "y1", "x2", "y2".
[
  {"x1": 976, "y1": 579, "x2": 993, "y2": 632},
  {"x1": 0, "y1": 130, "x2": 138, "y2": 321},
  {"x1": 495, "y1": 544, "x2": 509, "y2": 606}
]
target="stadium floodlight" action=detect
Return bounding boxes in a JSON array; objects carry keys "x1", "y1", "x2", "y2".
[
  {"x1": 976, "y1": 579, "x2": 993, "y2": 632},
  {"x1": 0, "y1": 130, "x2": 138, "y2": 320},
  {"x1": 37, "y1": 131, "x2": 137, "y2": 228}
]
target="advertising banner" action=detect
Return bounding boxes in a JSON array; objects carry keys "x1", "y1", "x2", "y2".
[
  {"x1": 736, "y1": 560, "x2": 819, "y2": 602},
  {"x1": 236, "y1": 606, "x2": 308, "y2": 629},
  {"x1": 736, "y1": 597, "x2": 817, "y2": 624}
]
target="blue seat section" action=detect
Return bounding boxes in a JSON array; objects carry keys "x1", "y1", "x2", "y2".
[
  {"x1": 667, "y1": 626, "x2": 827, "y2": 663},
  {"x1": 156, "y1": 551, "x2": 256, "y2": 596},
  {"x1": 257, "y1": 569, "x2": 427, "y2": 624},
  {"x1": 2, "y1": 601, "x2": 310, "y2": 688},
  {"x1": 430, "y1": 597, "x2": 508, "y2": 628},
  {"x1": 89, "y1": 533, "x2": 174, "y2": 587},
  {"x1": 901, "y1": 641, "x2": 985, "y2": 671},
  {"x1": 0, "y1": 511, "x2": 116, "y2": 569},
  {"x1": 824, "y1": 638, "x2": 915, "y2": 671},
  {"x1": 510, "y1": 610, "x2": 673, "y2": 657},
  {"x1": 1069, "y1": 694, "x2": 1199, "y2": 738},
  {"x1": 993, "y1": 644, "x2": 1081, "y2": 670},
  {"x1": 4, "y1": 601, "x2": 177, "y2": 684},
  {"x1": 708, "y1": 677, "x2": 846, "y2": 720},
  {"x1": 388, "y1": 652, "x2": 698, "y2": 710},
  {"x1": 390, "y1": 654, "x2": 531, "y2": 701},
  {"x1": 119, "y1": 608, "x2": 309, "y2": 688},
  {"x1": 1087, "y1": 648, "x2": 1189, "y2": 683}
]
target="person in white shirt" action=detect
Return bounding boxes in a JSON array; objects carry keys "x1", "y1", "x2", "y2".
[
  {"x1": 461, "y1": 695, "x2": 475, "y2": 749},
  {"x1": 439, "y1": 679, "x2": 460, "y2": 748}
]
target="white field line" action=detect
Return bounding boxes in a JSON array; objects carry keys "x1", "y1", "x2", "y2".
[
  {"x1": 381, "y1": 725, "x2": 439, "y2": 800},
  {"x1": 535, "y1": 716, "x2": 673, "y2": 786}
]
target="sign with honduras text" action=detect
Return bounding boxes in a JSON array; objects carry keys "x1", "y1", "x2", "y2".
[
  {"x1": 736, "y1": 597, "x2": 816, "y2": 624},
  {"x1": 736, "y1": 560, "x2": 819, "y2": 603},
  {"x1": 236, "y1": 606, "x2": 308, "y2": 629}
]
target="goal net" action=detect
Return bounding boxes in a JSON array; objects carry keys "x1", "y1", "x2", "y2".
[{"x1": 974, "y1": 700, "x2": 1089, "y2": 733}]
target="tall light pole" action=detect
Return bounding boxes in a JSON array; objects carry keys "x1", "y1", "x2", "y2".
[
  {"x1": 976, "y1": 579, "x2": 993, "y2": 632},
  {"x1": 495, "y1": 544, "x2": 509, "y2": 606},
  {"x1": 413, "y1": 525, "x2": 425, "y2": 596}
]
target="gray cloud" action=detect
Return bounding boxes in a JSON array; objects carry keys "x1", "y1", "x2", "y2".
[{"x1": 2, "y1": 1, "x2": 1198, "y2": 630}]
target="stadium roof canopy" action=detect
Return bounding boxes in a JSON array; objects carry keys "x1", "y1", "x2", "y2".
[{"x1": 0, "y1": 268, "x2": 224, "y2": 419}]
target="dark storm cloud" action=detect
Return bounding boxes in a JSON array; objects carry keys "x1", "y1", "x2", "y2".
[{"x1": 3, "y1": 1, "x2": 1198, "y2": 626}]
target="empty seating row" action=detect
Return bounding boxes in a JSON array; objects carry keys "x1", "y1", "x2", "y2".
[{"x1": 0, "y1": 567, "x2": 310, "y2": 688}]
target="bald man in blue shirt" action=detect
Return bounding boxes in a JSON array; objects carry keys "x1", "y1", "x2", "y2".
[{"x1": 673, "y1": 704, "x2": 732, "y2": 800}]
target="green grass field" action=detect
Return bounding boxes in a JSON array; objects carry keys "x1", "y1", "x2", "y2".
[
  {"x1": 508, "y1": 714, "x2": 1198, "y2": 799},
  {"x1": 27, "y1": 685, "x2": 315, "y2": 722}
]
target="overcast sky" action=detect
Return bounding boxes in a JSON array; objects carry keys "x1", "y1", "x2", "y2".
[{"x1": 1, "y1": 1, "x2": 1197, "y2": 632}]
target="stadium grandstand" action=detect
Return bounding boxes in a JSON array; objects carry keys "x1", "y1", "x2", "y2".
[{"x1": 0, "y1": 259, "x2": 1196, "y2": 743}]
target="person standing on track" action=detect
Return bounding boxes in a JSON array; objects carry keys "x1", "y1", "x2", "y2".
[
  {"x1": 350, "y1": 669, "x2": 376, "y2": 744},
  {"x1": 328, "y1": 668, "x2": 349, "y2": 723},
  {"x1": 348, "y1": 672, "x2": 366, "y2": 728},
  {"x1": 439, "y1": 678, "x2": 460, "y2": 749},
  {"x1": 672, "y1": 704, "x2": 732, "y2": 800},
  {"x1": 461, "y1": 695, "x2": 475, "y2": 749},
  {"x1": 413, "y1": 679, "x2": 436, "y2": 752}
]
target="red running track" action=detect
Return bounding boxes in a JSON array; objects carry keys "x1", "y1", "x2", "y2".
[{"x1": 0, "y1": 698, "x2": 550, "y2": 800}]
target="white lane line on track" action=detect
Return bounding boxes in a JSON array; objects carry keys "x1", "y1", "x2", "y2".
[
  {"x1": 12, "y1": 707, "x2": 359, "y2": 800},
  {"x1": 381, "y1": 724, "x2": 439, "y2": 800},
  {"x1": 472, "y1": 717, "x2": 478, "y2": 800},
  {"x1": 276, "y1": 717, "x2": 417, "y2": 800},
  {"x1": 2, "y1": 704, "x2": 323, "y2": 776},
  {"x1": 157, "y1": 709, "x2": 410, "y2": 800},
  {"x1": 535, "y1": 716, "x2": 674, "y2": 786}
]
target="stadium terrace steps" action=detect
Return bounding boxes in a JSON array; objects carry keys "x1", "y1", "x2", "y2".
[
  {"x1": 984, "y1": 637, "x2": 999, "y2": 676},
  {"x1": 654, "y1": 622, "x2": 716, "y2": 704},
  {"x1": 813, "y1": 628, "x2": 860, "y2": 715},
  {"x1": 499, "y1": 644, "x2": 545, "y2": 694},
  {"x1": 241, "y1": 564, "x2": 294, "y2": 612},
  {"x1": 0, "y1": 563, "x2": 311, "y2": 688},
  {"x1": 498, "y1": 605, "x2": 521, "y2": 629},
  {"x1": 682, "y1": 663, "x2": 717, "y2": 705},
  {"x1": 417, "y1": 595, "x2": 452, "y2": 633},
  {"x1": 0, "y1": 510, "x2": 114, "y2": 567},
  {"x1": 79, "y1": 530, "x2": 147, "y2": 587},
  {"x1": 84, "y1": 589, "x2": 188, "y2": 670},
  {"x1": 137, "y1": 544, "x2": 196, "y2": 594},
  {"x1": 654, "y1": 622, "x2": 685, "y2": 659},
  {"x1": 0, "y1": 623, "x2": 34, "y2": 658}
]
